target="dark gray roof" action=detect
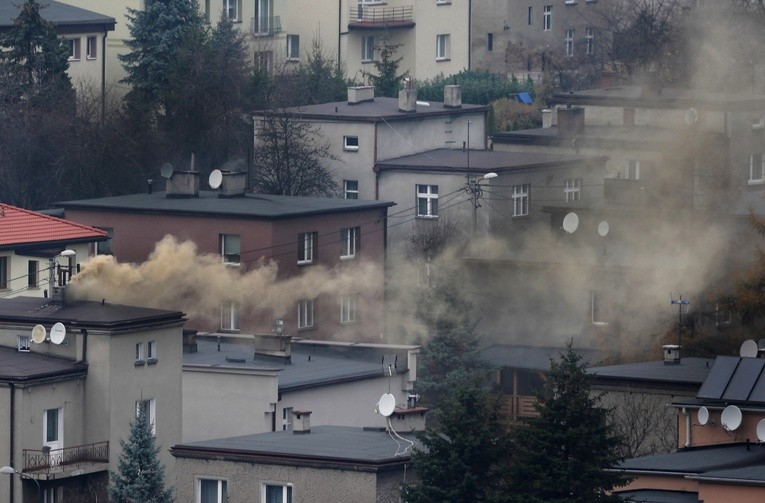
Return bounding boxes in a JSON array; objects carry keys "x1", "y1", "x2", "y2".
[
  {"x1": 0, "y1": 1, "x2": 115, "y2": 31},
  {"x1": 696, "y1": 356, "x2": 765, "y2": 405},
  {"x1": 263, "y1": 97, "x2": 486, "y2": 122},
  {"x1": 615, "y1": 490, "x2": 700, "y2": 503},
  {"x1": 0, "y1": 296, "x2": 185, "y2": 330},
  {"x1": 480, "y1": 344, "x2": 603, "y2": 371},
  {"x1": 376, "y1": 148, "x2": 608, "y2": 173},
  {"x1": 589, "y1": 357, "x2": 713, "y2": 386},
  {"x1": 618, "y1": 443, "x2": 765, "y2": 475},
  {"x1": 0, "y1": 346, "x2": 86, "y2": 383},
  {"x1": 58, "y1": 191, "x2": 394, "y2": 219},
  {"x1": 692, "y1": 463, "x2": 765, "y2": 485},
  {"x1": 171, "y1": 425, "x2": 418, "y2": 466}
]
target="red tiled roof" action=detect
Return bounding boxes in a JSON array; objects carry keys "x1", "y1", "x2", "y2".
[{"x1": 0, "y1": 203, "x2": 107, "y2": 247}]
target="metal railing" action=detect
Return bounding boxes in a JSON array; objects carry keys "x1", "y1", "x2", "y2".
[
  {"x1": 251, "y1": 16, "x2": 282, "y2": 36},
  {"x1": 349, "y1": 5, "x2": 414, "y2": 25},
  {"x1": 23, "y1": 441, "x2": 109, "y2": 473}
]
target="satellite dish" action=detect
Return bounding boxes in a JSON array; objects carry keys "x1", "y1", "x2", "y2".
[
  {"x1": 697, "y1": 406, "x2": 709, "y2": 426},
  {"x1": 757, "y1": 418, "x2": 765, "y2": 442},
  {"x1": 597, "y1": 221, "x2": 610, "y2": 237},
  {"x1": 721, "y1": 405, "x2": 742, "y2": 431},
  {"x1": 377, "y1": 393, "x2": 396, "y2": 417},
  {"x1": 31, "y1": 324, "x2": 46, "y2": 344},
  {"x1": 562, "y1": 212, "x2": 579, "y2": 233},
  {"x1": 160, "y1": 163, "x2": 174, "y2": 180},
  {"x1": 209, "y1": 169, "x2": 223, "y2": 189},
  {"x1": 741, "y1": 339, "x2": 759, "y2": 358},
  {"x1": 684, "y1": 107, "x2": 699, "y2": 126},
  {"x1": 50, "y1": 322, "x2": 66, "y2": 345}
]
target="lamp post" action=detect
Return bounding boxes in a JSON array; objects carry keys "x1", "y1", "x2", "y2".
[
  {"x1": 1, "y1": 466, "x2": 41, "y2": 503},
  {"x1": 47, "y1": 249, "x2": 75, "y2": 297},
  {"x1": 468, "y1": 172, "x2": 498, "y2": 238}
]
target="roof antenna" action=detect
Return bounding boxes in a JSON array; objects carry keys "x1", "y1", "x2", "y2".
[{"x1": 670, "y1": 292, "x2": 690, "y2": 362}]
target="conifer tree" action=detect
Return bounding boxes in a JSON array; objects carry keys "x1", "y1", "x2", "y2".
[
  {"x1": 109, "y1": 412, "x2": 173, "y2": 503},
  {"x1": 362, "y1": 34, "x2": 408, "y2": 98}
]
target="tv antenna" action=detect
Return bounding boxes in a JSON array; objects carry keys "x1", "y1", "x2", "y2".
[{"x1": 670, "y1": 293, "x2": 690, "y2": 362}]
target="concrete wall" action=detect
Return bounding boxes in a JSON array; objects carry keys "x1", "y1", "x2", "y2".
[
  {"x1": 0, "y1": 243, "x2": 93, "y2": 299},
  {"x1": 413, "y1": 1, "x2": 470, "y2": 80},
  {"x1": 470, "y1": 0, "x2": 512, "y2": 75}
]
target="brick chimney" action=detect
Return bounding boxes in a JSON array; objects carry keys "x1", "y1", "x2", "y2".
[
  {"x1": 218, "y1": 171, "x2": 247, "y2": 198},
  {"x1": 292, "y1": 410, "x2": 311, "y2": 434},
  {"x1": 348, "y1": 86, "x2": 374, "y2": 105}
]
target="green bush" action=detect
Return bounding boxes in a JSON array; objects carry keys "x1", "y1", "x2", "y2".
[{"x1": 415, "y1": 70, "x2": 533, "y2": 105}]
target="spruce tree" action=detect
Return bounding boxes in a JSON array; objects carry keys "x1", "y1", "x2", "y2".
[
  {"x1": 109, "y1": 412, "x2": 173, "y2": 503},
  {"x1": 362, "y1": 34, "x2": 408, "y2": 98}
]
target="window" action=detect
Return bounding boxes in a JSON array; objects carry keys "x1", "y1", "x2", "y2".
[
  {"x1": 148, "y1": 340, "x2": 157, "y2": 362},
  {"x1": 528, "y1": 6, "x2": 533, "y2": 25},
  {"x1": 340, "y1": 227, "x2": 360, "y2": 259},
  {"x1": 135, "y1": 342, "x2": 145, "y2": 364},
  {"x1": 223, "y1": 0, "x2": 241, "y2": 20},
  {"x1": 297, "y1": 299, "x2": 314, "y2": 329},
  {"x1": 67, "y1": 38, "x2": 81, "y2": 60},
  {"x1": 287, "y1": 34, "x2": 299, "y2": 60},
  {"x1": 86, "y1": 36, "x2": 97, "y2": 59},
  {"x1": 750, "y1": 153, "x2": 765, "y2": 184},
  {"x1": 203, "y1": 0, "x2": 211, "y2": 22},
  {"x1": 18, "y1": 335, "x2": 30, "y2": 352},
  {"x1": 43, "y1": 408, "x2": 63, "y2": 449},
  {"x1": 221, "y1": 302, "x2": 239, "y2": 331},
  {"x1": 43, "y1": 487, "x2": 63, "y2": 503},
  {"x1": 436, "y1": 34, "x2": 450, "y2": 60},
  {"x1": 585, "y1": 28, "x2": 594, "y2": 55},
  {"x1": 282, "y1": 407, "x2": 293, "y2": 430},
  {"x1": 297, "y1": 232, "x2": 317, "y2": 264},
  {"x1": 340, "y1": 294, "x2": 357, "y2": 323},
  {"x1": 28, "y1": 260, "x2": 39, "y2": 288},
  {"x1": 487, "y1": 33, "x2": 493, "y2": 51},
  {"x1": 591, "y1": 291, "x2": 608, "y2": 326},
  {"x1": 255, "y1": 0, "x2": 274, "y2": 33},
  {"x1": 564, "y1": 178, "x2": 582, "y2": 202},
  {"x1": 255, "y1": 51, "x2": 273, "y2": 74},
  {"x1": 626, "y1": 160, "x2": 641, "y2": 180},
  {"x1": 512, "y1": 184, "x2": 530, "y2": 217},
  {"x1": 362, "y1": 35, "x2": 375, "y2": 62},
  {"x1": 565, "y1": 29, "x2": 574, "y2": 57},
  {"x1": 416, "y1": 184, "x2": 439, "y2": 217},
  {"x1": 220, "y1": 234, "x2": 241, "y2": 266},
  {"x1": 199, "y1": 478, "x2": 227, "y2": 503},
  {"x1": 543, "y1": 6, "x2": 552, "y2": 31},
  {"x1": 264, "y1": 484, "x2": 292, "y2": 503},
  {"x1": 96, "y1": 227, "x2": 113, "y2": 255},
  {"x1": 0, "y1": 257, "x2": 6, "y2": 289},
  {"x1": 344, "y1": 180, "x2": 359, "y2": 199},
  {"x1": 135, "y1": 398, "x2": 156, "y2": 434},
  {"x1": 343, "y1": 135, "x2": 359, "y2": 151}
]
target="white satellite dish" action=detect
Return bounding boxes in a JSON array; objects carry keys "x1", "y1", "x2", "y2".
[
  {"x1": 377, "y1": 393, "x2": 396, "y2": 417},
  {"x1": 697, "y1": 406, "x2": 709, "y2": 426},
  {"x1": 50, "y1": 322, "x2": 66, "y2": 345},
  {"x1": 741, "y1": 339, "x2": 759, "y2": 358},
  {"x1": 562, "y1": 212, "x2": 579, "y2": 233},
  {"x1": 160, "y1": 163, "x2": 174, "y2": 179},
  {"x1": 721, "y1": 405, "x2": 742, "y2": 431},
  {"x1": 209, "y1": 169, "x2": 223, "y2": 189},
  {"x1": 757, "y1": 418, "x2": 765, "y2": 442},
  {"x1": 597, "y1": 221, "x2": 610, "y2": 237},
  {"x1": 31, "y1": 324, "x2": 46, "y2": 344}
]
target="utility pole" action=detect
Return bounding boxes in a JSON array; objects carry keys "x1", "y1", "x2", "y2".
[{"x1": 670, "y1": 293, "x2": 690, "y2": 362}]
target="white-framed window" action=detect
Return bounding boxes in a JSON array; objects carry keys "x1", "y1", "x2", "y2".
[
  {"x1": 565, "y1": 29, "x2": 574, "y2": 57},
  {"x1": 297, "y1": 299, "x2": 314, "y2": 329},
  {"x1": 750, "y1": 153, "x2": 765, "y2": 184},
  {"x1": 148, "y1": 340, "x2": 157, "y2": 362},
  {"x1": 198, "y1": 478, "x2": 227, "y2": 503},
  {"x1": 135, "y1": 398, "x2": 156, "y2": 434},
  {"x1": 287, "y1": 34, "x2": 299, "y2": 60},
  {"x1": 223, "y1": 0, "x2": 241, "y2": 20},
  {"x1": 626, "y1": 159, "x2": 640, "y2": 180},
  {"x1": 282, "y1": 407, "x2": 293, "y2": 430},
  {"x1": 86, "y1": 36, "x2": 97, "y2": 59},
  {"x1": 67, "y1": 38, "x2": 81, "y2": 60},
  {"x1": 343, "y1": 135, "x2": 359, "y2": 151},
  {"x1": 564, "y1": 178, "x2": 582, "y2": 202},
  {"x1": 263, "y1": 483, "x2": 293, "y2": 503},
  {"x1": 512, "y1": 184, "x2": 530, "y2": 217},
  {"x1": 565, "y1": 0, "x2": 577, "y2": 4},
  {"x1": 0, "y1": 256, "x2": 7, "y2": 289},
  {"x1": 543, "y1": 5, "x2": 552, "y2": 31},
  {"x1": 221, "y1": 302, "x2": 239, "y2": 331},
  {"x1": 43, "y1": 407, "x2": 63, "y2": 450},
  {"x1": 255, "y1": 0, "x2": 274, "y2": 33},
  {"x1": 591, "y1": 290, "x2": 608, "y2": 326},
  {"x1": 416, "y1": 184, "x2": 438, "y2": 217},
  {"x1": 96, "y1": 227, "x2": 113, "y2": 255},
  {"x1": 340, "y1": 227, "x2": 360, "y2": 259},
  {"x1": 28, "y1": 260, "x2": 39, "y2": 288},
  {"x1": 362, "y1": 35, "x2": 375, "y2": 62},
  {"x1": 220, "y1": 234, "x2": 241, "y2": 266},
  {"x1": 18, "y1": 335, "x2": 30, "y2": 352},
  {"x1": 43, "y1": 487, "x2": 63, "y2": 503},
  {"x1": 344, "y1": 180, "x2": 359, "y2": 199},
  {"x1": 255, "y1": 50, "x2": 273, "y2": 74},
  {"x1": 340, "y1": 294, "x2": 357, "y2": 323},
  {"x1": 585, "y1": 28, "x2": 594, "y2": 55},
  {"x1": 297, "y1": 232, "x2": 317, "y2": 264},
  {"x1": 135, "y1": 342, "x2": 144, "y2": 363},
  {"x1": 436, "y1": 34, "x2": 450, "y2": 60}
]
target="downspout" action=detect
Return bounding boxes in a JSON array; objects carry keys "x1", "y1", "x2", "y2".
[
  {"x1": 9, "y1": 383, "x2": 15, "y2": 503},
  {"x1": 101, "y1": 31, "x2": 107, "y2": 124},
  {"x1": 374, "y1": 123, "x2": 379, "y2": 199},
  {"x1": 337, "y1": 0, "x2": 342, "y2": 69},
  {"x1": 467, "y1": 0, "x2": 472, "y2": 70},
  {"x1": 682, "y1": 407, "x2": 690, "y2": 448}
]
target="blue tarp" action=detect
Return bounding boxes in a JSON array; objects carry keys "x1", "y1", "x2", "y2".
[{"x1": 516, "y1": 92, "x2": 533, "y2": 105}]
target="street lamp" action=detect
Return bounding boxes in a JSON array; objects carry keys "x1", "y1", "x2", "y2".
[
  {"x1": 48, "y1": 249, "x2": 76, "y2": 297},
  {"x1": 1, "y1": 466, "x2": 41, "y2": 503},
  {"x1": 468, "y1": 172, "x2": 498, "y2": 238}
]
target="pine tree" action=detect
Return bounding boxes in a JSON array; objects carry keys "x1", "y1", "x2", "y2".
[
  {"x1": 503, "y1": 345, "x2": 629, "y2": 503},
  {"x1": 109, "y1": 412, "x2": 173, "y2": 503},
  {"x1": 362, "y1": 34, "x2": 408, "y2": 98}
]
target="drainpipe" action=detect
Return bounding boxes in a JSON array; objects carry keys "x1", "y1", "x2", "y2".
[
  {"x1": 9, "y1": 383, "x2": 15, "y2": 503},
  {"x1": 337, "y1": 0, "x2": 342, "y2": 69},
  {"x1": 682, "y1": 407, "x2": 691, "y2": 448},
  {"x1": 101, "y1": 31, "x2": 107, "y2": 124},
  {"x1": 468, "y1": 0, "x2": 472, "y2": 70}
]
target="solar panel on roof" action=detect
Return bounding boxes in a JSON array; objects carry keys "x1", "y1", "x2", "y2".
[
  {"x1": 697, "y1": 356, "x2": 741, "y2": 400},
  {"x1": 723, "y1": 358, "x2": 765, "y2": 402},
  {"x1": 747, "y1": 365, "x2": 765, "y2": 404}
]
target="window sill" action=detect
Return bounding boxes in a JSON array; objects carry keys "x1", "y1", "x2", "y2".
[
  {"x1": 286, "y1": 58, "x2": 299, "y2": 63},
  {"x1": 592, "y1": 321, "x2": 608, "y2": 326},
  {"x1": 297, "y1": 260, "x2": 315, "y2": 266},
  {"x1": 340, "y1": 255, "x2": 357, "y2": 261},
  {"x1": 361, "y1": 59, "x2": 377, "y2": 64},
  {"x1": 134, "y1": 360, "x2": 145, "y2": 367},
  {"x1": 223, "y1": 262, "x2": 241, "y2": 268},
  {"x1": 68, "y1": 58, "x2": 80, "y2": 62},
  {"x1": 416, "y1": 215, "x2": 439, "y2": 219},
  {"x1": 219, "y1": 329, "x2": 240, "y2": 333},
  {"x1": 435, "y1": 57, "x2": 451, "y2": 62},
  {"x1": 86, "y1": 56, "x2": 96, "y2": 61},
  {"x1": 512, "y1": 215, "x2": 530, "y2": 219},
  {"x1": 298, "y1": 326, "x2": 316, "y2": 332},
  {"x1": 147, "y1": 358, "x2": 158, "y2": 365},
  {"x1": 436, "y1": 1, "x2": 452, "y2": 5},
  {"x1": 340, "y1": 320, "x2": 357, "y2": 325},
  {"x1": 344, "y1": 147, "x2": 359, "y2": 152},
  {"x1": 748, "y1": 179, "x2": 765, "y2": 186}
]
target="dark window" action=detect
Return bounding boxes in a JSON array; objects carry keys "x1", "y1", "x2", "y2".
[
  {"x1": 28, "y1": 260, "x2": 38, "y2": 287},
  {"x1": 487, "y1": 33, "x2": 493, "y2": 51}
]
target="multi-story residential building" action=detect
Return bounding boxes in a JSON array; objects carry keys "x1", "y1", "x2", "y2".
[
  {"x1": 58, "y1": 169, "x2": 393, "y2": 341},
  {"x1": 0, "y1": 203, "x2": 107, "y2": 299}
]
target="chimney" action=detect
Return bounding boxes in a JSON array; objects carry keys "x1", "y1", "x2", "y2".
[
  {"x1": 166, "y1": 171, "x2": 200, "y2": 197},
  {"x1": 542, "y1": 109, "x2": 553, "y2": 128},
  {"x1": 399, "y1": 87, "x2": 417, "y2": 113},
  {"x1": 292, "y1": 410, "x2": 311, "y2": 434},
  {"x1": 253, "y1": 333, "x2": 292, "y2": 360},
  {"x1": 663, "y1": 344, "x2": 681, "y2": 365},
  {"x1": 443, "y1": 85, "x2": 462, "y2": 108},
  {"x1": 347, "y1": 86, "x2": 374, "y2": 105},
  {"x1": 219, "y1": 171, "x2": 247, "y2": 197},
  {"x1": 556, "y1": 107, "x2": 585, "y2": 138}
]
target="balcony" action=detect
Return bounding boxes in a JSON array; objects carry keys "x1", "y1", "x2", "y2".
[
  {"x1": 499, "y1": 394, "x2": 540, "y2": 422},
  {"x1": 348, "y1": 5, "x2": 415, "y2": 30},
  {"x1": 23, "y1": 442, "x2": 109, "y2": 476},
  {"x1": 251, "y1": 16, "x2": 282, "y2": 36}
]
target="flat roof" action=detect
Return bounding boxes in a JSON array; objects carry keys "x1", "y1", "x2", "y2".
[
  {"x1": 0, "y1": 346, "x2": 87, "y2": 383},
  {"x1": 0, "y1": 1, "x2": 115, "y2": 31},
  {"x1": 618, "y1": 443, "x2": 765, "y2": 476},
  {"x1": 492, "y1": 125, "x2": 697, "y2": 150},
  {"x1": 58, "y1": 191, "x2": 394, "y2": 219},
  {"x1": 480, "y1": 344, "x2": 603, "y2": 371},
  {"x1": 589, "y1": 358, "x2": 713, "y2": 387},
  {"x1": 615, "y1": 489, "x2": 700, "y2": 503}
]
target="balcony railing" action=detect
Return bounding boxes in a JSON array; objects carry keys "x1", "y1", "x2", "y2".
[
  {"x1": 348, "y1": 5, "x2": 415, "y2": 29},
  {"x1": 499, "y1": 394, "x2": 540, "y2": 422},
  {"x1": 23, "y1": 442, "x2": 109, "y2": 474},
  {"x1": 251, "y1": 16, "x2": 282, "y2": 36}
]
